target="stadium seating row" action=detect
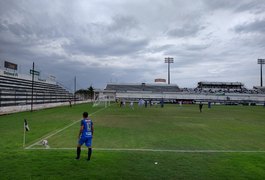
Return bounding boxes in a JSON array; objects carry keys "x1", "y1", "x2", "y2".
[{"x1": 0, "y1": 75, "x2": 74, "y2": 107}]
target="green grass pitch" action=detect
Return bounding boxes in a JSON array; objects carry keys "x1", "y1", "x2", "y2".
[{"x1": 0, "y1": 103, "x2": 265, "y2": 179}]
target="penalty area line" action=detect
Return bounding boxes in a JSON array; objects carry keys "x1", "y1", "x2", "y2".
[
  {"x1": 25, "y1": 147, "x2": 265, "y2": 153},
  {"x1": 25, "y1": 106, "x2": 107, "y2": 150}
]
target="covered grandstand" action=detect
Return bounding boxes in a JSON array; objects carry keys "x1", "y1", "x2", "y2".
[
  {"x1": 253, "y1": 86, "x2": 265, "y2": 93},
  {"x1": 96, "y1": 82, "x2": 265, "y2": 105},
  {"x1": 197, "y1": 81, "x2": 244, "y2": 91},
  {"x1": 105, "y1": 83, "x2": 181, "y2": 92},
  {"x1": 0, "y1": 68, "x2": 74, "y2": 107}
]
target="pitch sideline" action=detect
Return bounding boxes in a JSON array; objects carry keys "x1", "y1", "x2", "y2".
[
  {"x1": 25, "y1": 147, "x2": 265, "y2": 153},
  {"x1": 25, "y1": 106, "x2": 107, "y2": 149}
]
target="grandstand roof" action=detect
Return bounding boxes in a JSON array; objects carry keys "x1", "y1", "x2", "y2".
[
  {"x1": 105, "y1": 83, "x2": 180, "y2": 92},
  {"x1": 107, "y1": 83, "x2": 179, "y2": 87}
]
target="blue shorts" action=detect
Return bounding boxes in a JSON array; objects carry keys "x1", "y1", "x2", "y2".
[{"x1": 78, "y1": 137, "x2": 92, "y2": 147}]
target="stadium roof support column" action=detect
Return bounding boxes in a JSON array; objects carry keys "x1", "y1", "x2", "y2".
[
  {"x1": 165, "y1": 57, "x2": 174, "y2": 85},
  {"x1": 258, "y1": 59, "x2": 265, "y2": 87}
]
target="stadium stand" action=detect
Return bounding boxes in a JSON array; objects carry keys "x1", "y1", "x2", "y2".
[
  {"x1": 0, "y1": 71, "x2": 74, "y2": 107},
  {"x1": 96, "y1": 82, "x2": 265, "y2": 105},
  {"x1": 105, "y1": 83, "x2": 180, "y2": 92},
  {"x1": 197, "y1": 81, "x2": 244, "y2": 92},
  {"x1": 253, "y1": 86, "x2": 265, "y2": 93},
  {"x1": 182, "y1": 82, "x2": 265, "y2": 95}
]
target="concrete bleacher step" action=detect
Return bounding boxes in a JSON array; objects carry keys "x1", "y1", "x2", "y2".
[{"x1": 0, "y1": 75, "x2": 75, "y2": 107}]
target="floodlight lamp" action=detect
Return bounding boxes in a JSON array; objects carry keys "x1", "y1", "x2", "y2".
[
  {"x1": 258, "y1": 59, "x2": 265, "y2": 64},
  {"x1": 165, "y1": 57, "x2": 174, "y2": 63}
]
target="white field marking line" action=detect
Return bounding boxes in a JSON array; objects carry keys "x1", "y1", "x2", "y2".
[
  {"x1": 25, "y1": 147, "x2": 265, "y2": 153},
  {"x1": 25, "y1": 107, "x2": 107, "y2": 150}
]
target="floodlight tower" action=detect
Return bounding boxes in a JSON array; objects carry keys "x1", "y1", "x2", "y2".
[
  {"x1": 165, "y1": 57, "x2": 174, "y2": 84},
  {"x1": 258, "y1": 59, "x2": 265, "y2": 87}
]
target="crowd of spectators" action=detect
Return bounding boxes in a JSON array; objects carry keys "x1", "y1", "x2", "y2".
[{"x1": 181, "y1": 87, "x2": 265, "y2": 94}]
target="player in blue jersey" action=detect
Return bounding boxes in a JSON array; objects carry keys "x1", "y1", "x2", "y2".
[{"x1": 76, "y1": 112, "x2": 94, "y2": 161}]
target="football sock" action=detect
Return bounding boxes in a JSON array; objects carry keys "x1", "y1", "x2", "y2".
[
  {"x1": 88, "y1": 148, "x2": 92, "y2": 161},
  {"x1": 76, "y1": 147, "x2": 81, "y2": 159}
]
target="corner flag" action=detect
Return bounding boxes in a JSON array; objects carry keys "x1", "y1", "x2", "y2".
[{"x1": 24, "y1": 119, "x2": 30, "y2": 131}]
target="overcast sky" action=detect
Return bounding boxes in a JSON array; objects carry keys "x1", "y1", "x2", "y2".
[{"x1": 1, "y1": 0, "x2": 265, "y2": 90}]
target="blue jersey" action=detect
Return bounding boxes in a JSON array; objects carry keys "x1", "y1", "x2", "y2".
[{"x1": 81, "y1": 119, "x2": 93, "y2": 138}]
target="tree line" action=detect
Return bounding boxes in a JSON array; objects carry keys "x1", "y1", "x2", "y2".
[{"x1": 75, "y1": 85, "x2": 94, "y2": 100}]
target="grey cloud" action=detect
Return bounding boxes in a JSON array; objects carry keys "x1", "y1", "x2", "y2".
[
  {"x1": 0, "y1": 17, "x2": 65, "y2": 46},
  {"x1": 167, "y1": 23, "x2": 205, "y2": 37},
  {"x1": 203, "y1": 0, "x2": 239, "y2": 10},
  {"x1": 1, "y1": 8, "x2": 148, "y2": 56},
  {"x1": 234, "y1": 19, "x2": 265, "y2": 34},
  {"x1": 108, "y1": 15, "x2": 139, "y2": 33},
  {"x1": 62, "y1": 15, "x2": 148, "y2": 56},
  {"x1": 185, "y1": 44, "x2": 210, "y2": 51},
  {"x1": 203, "y1": 0, "x2": 259, "y2": 12},
  {"x1": 146, "y1": 44, "x2": 175, "y2": 54},
  {"x1": 235, "y1": 1, "x2": 265, "y2": 13},
  {"x1": 64, "y1": 36, "x2": 148, "y2": 57},
  {"x1": 232, "y1": 33, "x2": 265, "y2": 50},
  {"x1": 204, "y1": 0, "x2": 265, "y2": 13}
]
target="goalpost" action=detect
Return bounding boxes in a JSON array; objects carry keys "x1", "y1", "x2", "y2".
[{"x1": 93, "y1": 95, "x2": 111, "y2": 108}]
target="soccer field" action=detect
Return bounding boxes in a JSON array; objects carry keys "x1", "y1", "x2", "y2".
[{"x1": 0, "y1": 103, "x2": 265, "y2": 179}]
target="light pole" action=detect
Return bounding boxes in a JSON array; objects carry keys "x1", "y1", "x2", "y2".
[
  {"x1": 258, "y1": 59, "x2": 265, "y2": 87},
  {"x1": 31, "y1": 62, "x2": 34, "y2": 112},
  {"x1": 165, "y1": 57, "x2": 174, "y2": 84}
]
